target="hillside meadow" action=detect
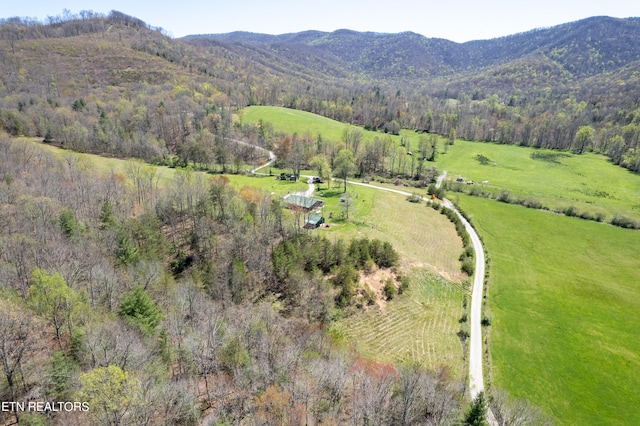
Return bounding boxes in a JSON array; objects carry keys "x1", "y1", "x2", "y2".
[
  {"x1": 458, "y1": 195, "x2": 640, "y2": 425},
  {"x1": 241, "y1": 105, "x2": 420, "y2": 145},
  {"x1": 436, "y1": 140, "x2": 640, "y2": 222}
]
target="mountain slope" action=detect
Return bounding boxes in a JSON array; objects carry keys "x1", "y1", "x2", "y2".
[
  {"x1": 2, "y1": 13, "x2": 640, "y2": 173},
  {"x1": 187, "y1": 16, "x2": 640, "y2": 80}
]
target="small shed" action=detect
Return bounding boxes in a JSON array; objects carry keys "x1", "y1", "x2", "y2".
[{"x1": 304, "y1": 214, "x2": 325, "y2": 229}]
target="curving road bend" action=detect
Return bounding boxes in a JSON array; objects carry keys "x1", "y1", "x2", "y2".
[{"x1": 224, "y1": 138, "x2": 276, "y2": 174}]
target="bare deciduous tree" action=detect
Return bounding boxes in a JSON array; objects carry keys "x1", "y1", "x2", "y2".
[
  {"x1": 0, "y1": 300, "x2": 39, "y2": 423},
  {"x1": 490, "y1": 389, "x2": 554, "y2": 426}
]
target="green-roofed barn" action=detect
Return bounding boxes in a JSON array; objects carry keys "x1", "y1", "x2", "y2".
[
  {"x1": 282, "y1": 194, "x2": 324, "y2": 213},
  {"x1": 304, "y1": 214, "x2": 325, "y2": 229}
]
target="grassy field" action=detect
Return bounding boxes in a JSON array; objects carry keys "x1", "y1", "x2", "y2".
[
  {"x1": 338, "y1": 269, "x2": 466, "y2": 380},
  {"x1": 309, "y1": 184, "x2": 468, "y2": 380},
  {"x1": 436, "y1": 140, "x2": 640, "y2": 221},
  {"x1": 241, "y1": 105, "x2": 414, "y2": 144},
  {"x1": 458, "y1": 195, "x2": 640, "y2": 425},
  {"x1": 321, "y1": 184, "x2": 466, "y2": 278}
]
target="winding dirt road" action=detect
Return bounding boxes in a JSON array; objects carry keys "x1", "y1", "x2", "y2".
[
  {"x1": 347, "y1": 173, "x2": 488, "y2": 403},
  {"x1": 436, "y1": 172, "x2": 486, "y2": 399},
  {"x1": 443, "y1": 198, "x2": 485, "y2": 398}
]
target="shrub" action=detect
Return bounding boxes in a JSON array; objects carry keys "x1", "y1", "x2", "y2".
[
  {"x1": 482, "y1": 315, "x2": 492, "y2": 327},
  {"x1": 610, "y1": 214, "x2": 640, "y2": 229},
  {"x1": 428, "y1": 201, "x2": 442, "y2": 211},
  {"x1": 460, "y1": 244, "x2": 474, "y2": 261},
  {"x1": 406, "y1": 193, "x2": 422, "y2": 203},
  {"x1": 457, "y1": 327, "x2": 469, "y2": 341},
  {"x1": 468, "y1": 186, "x2": 491, "y2": 198},
  {"x1": 427, "y1": 183, "x2": 446, "y2": 199},
  {"x1": 496, "y1": 189, "x2": 513, "y2": 203},
  {"x1": 461, "y1": 258, "x2": 475, "y2": 276},
  {"x1": 383, "y1": 278, "x2": 396, "y2": 300},
  {"x1": 398, "y1": 276, "x2": 410, "y2": 294},
  {"x1": 363, "y1": 287, "x2": 376, "y2": 306},
  {"x1": 521, "y1": 197, "x2": 544, "y2": 209},
  {"x1": 475, "y1": 154, "x2": 494, "y2": 165}
]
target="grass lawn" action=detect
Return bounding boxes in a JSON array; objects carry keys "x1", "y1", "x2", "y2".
[
  {"x1": 458, "y1": 194, "x2": 640, "y2": 425},
  {"x1": 225, "y1": 173, "x2": 309, "y2": 196},
  {"x1": 437, "y1": 140, "x2": 640, "y2": 221}
]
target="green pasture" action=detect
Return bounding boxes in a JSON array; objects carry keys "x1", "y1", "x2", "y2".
[
  {"x1": 437, "y1": 140, "x2": 640, "y2": 221},
  {"x1": 308, "y1": 182, "x2": 466, "y2": 278},
  {"x1": 458, "y1": 194, "x2": 640, "y2": 425},
  {"x1": 241, "y1": 105, "x2": 410, "y2": 144}
]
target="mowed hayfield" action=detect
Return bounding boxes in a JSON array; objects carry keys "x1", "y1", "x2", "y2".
[
  {"x1": 315, "y1": 184, "x2": 468, "y2": 380},
  {"x1": 436, "y1": 140, "x2": 640, "y2": 222},
  {"x1": 338, "y1": 269, "x2": 466, "y2": 379},
  {"x1": 458, "y1": 194, "x2": 640, "y2": 425}
]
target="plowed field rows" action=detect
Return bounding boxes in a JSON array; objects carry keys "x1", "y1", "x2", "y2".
[{"x1": 340, "y1": 270, "x2": 465, "y2": 379}]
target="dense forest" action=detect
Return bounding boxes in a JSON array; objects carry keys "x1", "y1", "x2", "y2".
[{"x1": 0, "y1": 8, "x2": 631, "y2": 424}]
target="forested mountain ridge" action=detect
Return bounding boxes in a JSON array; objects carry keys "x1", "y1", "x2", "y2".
[
  {"x1": 1, "y1": 12, "x2": 640, "y2": 173},
  {"x1": 185, "y1": 16, "x2": 640, "y2": 172},
  {"x1": 188, "y1": 16, "x2": 640, "y2": 79}
]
